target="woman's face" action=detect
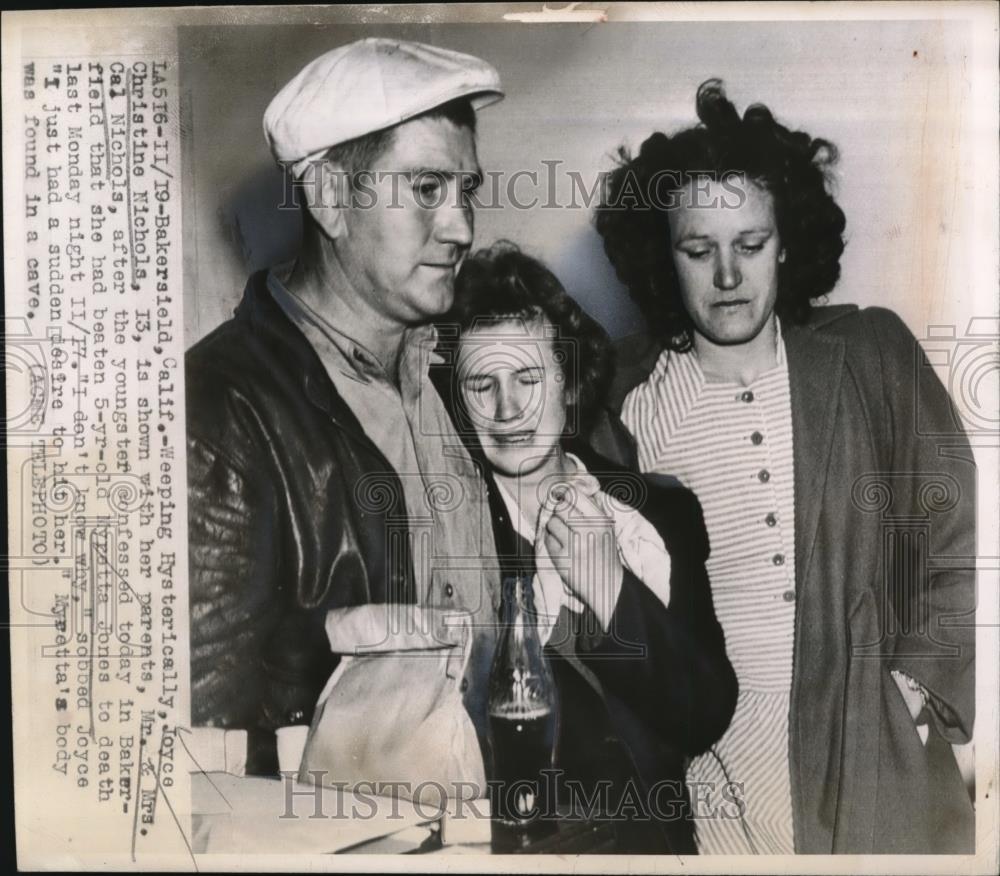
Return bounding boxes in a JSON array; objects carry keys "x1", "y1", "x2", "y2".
[
  {"x1": 667, "y1": 177, "x2": 783, "y2": 350},
  {"x1": 456, "y1": 316, "x2": 568, "y2": 480}
]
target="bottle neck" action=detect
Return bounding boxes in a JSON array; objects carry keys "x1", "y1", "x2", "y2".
[{"x1": 500, "y1": 575, "x2": 536, "y2": 626}]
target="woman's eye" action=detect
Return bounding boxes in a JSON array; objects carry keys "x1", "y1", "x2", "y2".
[
  {"x1": 518, "y1": 373, "x2": 542, "y2": 386},
  {"x1": 683, "y1": 249, "x2": 711, "y2": 261},
  {"x1": 465, "y1": 381, "x2": 492, "y2": 395}
]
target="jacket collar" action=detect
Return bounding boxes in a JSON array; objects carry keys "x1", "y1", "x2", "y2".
[{"x1": 235, "y1": 270, "x2": 378, "y2": 450}]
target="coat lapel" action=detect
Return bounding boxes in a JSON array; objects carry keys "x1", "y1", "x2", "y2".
[
  {"x1": 783, "y1": 321, "x2": 846, "y2": 852},
  {"x1": 549, "y1": 609, "x2": 606, "y2": 699},
  {"x1": 784, "y1": 323, "x2": 846, "y2": 594}
]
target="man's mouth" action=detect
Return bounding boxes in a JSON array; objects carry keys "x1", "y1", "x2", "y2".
[{"x1": 713, "y1": 298, "x2": 751, "y2": 308}]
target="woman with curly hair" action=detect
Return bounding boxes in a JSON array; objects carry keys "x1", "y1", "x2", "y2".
[
  {"x1": 436, "y1": 242, "x2": 737, "y2": 853},
  {"x1": 595, "y1": 81, "x2": 975, "y2": 854}
]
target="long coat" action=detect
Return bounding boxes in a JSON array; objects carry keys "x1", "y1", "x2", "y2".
[{"x1": 603, "y1": 305, "x2": 976, "y2": 854}]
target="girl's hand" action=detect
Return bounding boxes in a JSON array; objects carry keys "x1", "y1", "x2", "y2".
[{"x1": 536, "y1": 485, "x2": 624, "y2": 631}]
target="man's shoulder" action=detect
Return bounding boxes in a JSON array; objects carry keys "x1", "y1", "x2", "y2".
[
  {"x1": 187, "y1": 313, "x2": 250, "y2": 371},
  {"x1": 187, "y1": 310, "x2": 276, "y2": 368},
  {"x1": 186, "y1": 271, "x2": 308, "y2": 388},
  {"x1": 187, "y1": 272, "x2": 264, "y2": 363},
  {"x1": 184, "y1": 325, "x2": 269, "y2": 460},
  {"x1": 185, "y1": 313, "x2": 269, "y2": 407},
  {"x1": 184, "y1": 274, "x2": 313, "y2": 431}
]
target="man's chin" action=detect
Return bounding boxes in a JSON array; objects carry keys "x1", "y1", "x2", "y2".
[{"x1": 405, "y1": 295, "x2": 454, "y2": 324}]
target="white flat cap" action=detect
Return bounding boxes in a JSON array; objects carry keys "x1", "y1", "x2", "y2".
[{"x1": 263, "y1": 37, "x2": 503, "y2": 175}]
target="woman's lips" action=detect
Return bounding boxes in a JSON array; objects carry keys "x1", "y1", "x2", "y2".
[{"x1": 491, "y1": 430, "x2": 534, "y2": 446}]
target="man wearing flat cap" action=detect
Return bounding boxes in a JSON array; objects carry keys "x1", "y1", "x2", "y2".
[{"x1": 185, "y1": 38, "x2": 504, "y2": 776}]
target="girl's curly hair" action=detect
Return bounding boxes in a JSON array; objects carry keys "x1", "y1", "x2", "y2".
[{"x1": 595, "y1": 79, "x2": 847, "y2": 352}]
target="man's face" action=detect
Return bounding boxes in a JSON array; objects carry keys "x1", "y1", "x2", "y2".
[
  {"x1": 667, "y1": 179, "x2": 782, "y2": 348},
  {"x1": 335, "y1": 115, "x2": 481, "y2": 327}
]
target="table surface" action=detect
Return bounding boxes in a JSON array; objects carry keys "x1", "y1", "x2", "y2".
[
  {"x1": 351, "y1": 808, "x2": 619, "y2": 855},
  {"x1": 193, "y1": 772, "x2": 619, "y2": 855}
]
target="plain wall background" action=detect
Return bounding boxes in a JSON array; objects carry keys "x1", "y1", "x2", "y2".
[{"x1": 180, "y1": 19, "x2": 985, "y2": 347}]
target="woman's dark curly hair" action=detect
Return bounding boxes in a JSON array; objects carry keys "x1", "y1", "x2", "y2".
[
  {"x1": 437, "y1": 241, "x2": 613, "y2": 439},
  {"x1": 594, "y1": 79, "x2": 847, "y2": 352}
]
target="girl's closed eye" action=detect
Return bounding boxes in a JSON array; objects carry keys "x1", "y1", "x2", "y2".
[{"x1": 464, "y1": 377, "x2": 494, "y2": 395}]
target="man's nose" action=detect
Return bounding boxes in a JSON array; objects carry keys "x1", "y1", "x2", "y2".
[
  {"x1": 435, "y1": 193, "x2": 474, "y2": 248},
  {"x1": 714, "y1": 252, "x2": 742, "y2": 291}
]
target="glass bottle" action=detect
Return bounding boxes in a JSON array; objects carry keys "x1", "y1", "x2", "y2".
[{"x1": 487, "y1": 575, "x2": 558, "y2": 850}]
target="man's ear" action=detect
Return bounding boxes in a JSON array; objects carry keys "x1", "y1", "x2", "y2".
[{"x1": 301, "y1": 160, "x2": 348, "y2": 240}]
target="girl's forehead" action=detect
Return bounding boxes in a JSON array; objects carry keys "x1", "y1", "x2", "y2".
[
  {"x1": 457, "y1": 317, "x2": 556, "y2": 374},
  {"x1": 462, "y1": 313, "x2": 549, "y2": 339}
]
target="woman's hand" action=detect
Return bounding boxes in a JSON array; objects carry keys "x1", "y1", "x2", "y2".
[{"x1": 536, "y1": 486, "x2": 624, "y2": 632}]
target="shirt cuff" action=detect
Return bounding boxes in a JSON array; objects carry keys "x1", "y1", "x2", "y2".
[
  {"x1": 188, "y1": 727, "x2": 248, "y2": 775},
  {"x1": 891, "y1": 670, "x2": 930, "y2": 746}
]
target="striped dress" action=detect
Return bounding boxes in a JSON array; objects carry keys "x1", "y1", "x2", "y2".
[{"x1": 621, "y1": 325, "x2": 797, "y2": 855}]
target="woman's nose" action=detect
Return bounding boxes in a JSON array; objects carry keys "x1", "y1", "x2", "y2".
[{"x1": 714, "y1": 253, "x2": 742, "y2": 291}]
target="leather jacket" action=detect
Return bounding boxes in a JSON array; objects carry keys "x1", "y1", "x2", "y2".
[{"x1": 186, "y1": 271, "x2": 419, "y2": 772}]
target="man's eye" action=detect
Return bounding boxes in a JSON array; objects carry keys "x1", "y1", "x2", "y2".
[{"x1": 738, "y1": 243, "x2": 765, "y2": 254}]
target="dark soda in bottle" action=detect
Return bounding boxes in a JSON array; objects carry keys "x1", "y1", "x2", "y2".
[{"x1": 488, "y1": 575, "x2": 558, "y2": 851}]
